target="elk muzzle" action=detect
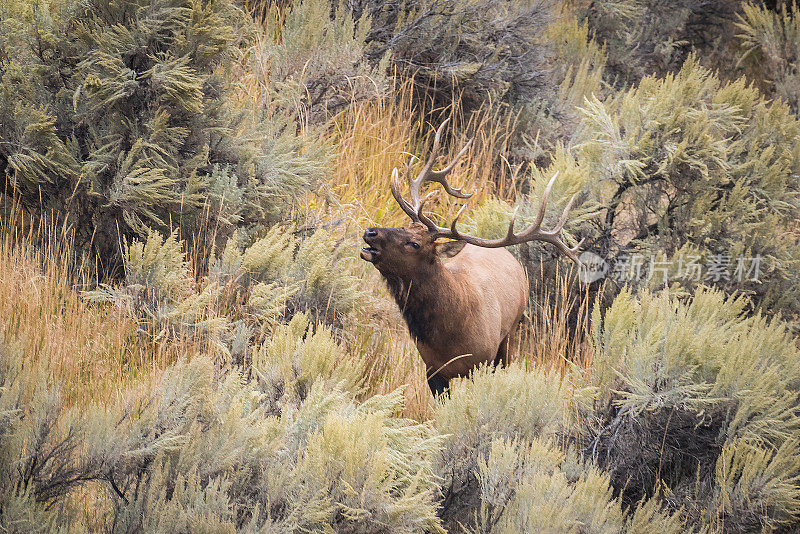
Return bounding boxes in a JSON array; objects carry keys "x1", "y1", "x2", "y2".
[{"x1": 361, "y1": 227, "x2": 382, "y2": 262}]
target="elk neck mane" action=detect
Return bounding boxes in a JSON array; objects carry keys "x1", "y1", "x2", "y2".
[{"x1": 382, "y1": 262, "x2": 471, "y2": 345}]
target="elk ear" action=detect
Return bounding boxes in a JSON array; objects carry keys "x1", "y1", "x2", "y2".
[{"x1": 436, "y1": 240, "x2": 466, "y2": 259}]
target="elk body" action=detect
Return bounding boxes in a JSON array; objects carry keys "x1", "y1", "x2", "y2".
[{"x1": 360, "y1": 121, "x2": 581, "y2": 396}]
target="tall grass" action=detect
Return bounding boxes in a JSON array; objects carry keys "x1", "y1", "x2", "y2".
[
  {"x1": 350, "y1": 311, "x2": 436, "y2": 420},
  {"x1": 0, "y1": 202, "x2": 216, "y2": 406},
  {"x1": 521, "y1": 267, "x2": 595, "y2": 373},
  {"x1": 326, "y1": 78, "x2": 524, "y2": 230},
  {"x1": 0, "y1": 207, "x2": 135, "y2": 404}
]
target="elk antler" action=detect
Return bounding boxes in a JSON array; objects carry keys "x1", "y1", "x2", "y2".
[
  {"x1": 390, "y1": 118, "x2": 473, "y2": 224},
  {"x1": 448, "y1": 172, "x2": 584, "y2": 264},
  {"x1": 389, "y1": 122, "x2": 582, "y2": 264}
]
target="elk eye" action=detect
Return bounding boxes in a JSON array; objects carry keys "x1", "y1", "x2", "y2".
[{"x1": 407, "y1": 241, "x2": 420, "y2": 249}]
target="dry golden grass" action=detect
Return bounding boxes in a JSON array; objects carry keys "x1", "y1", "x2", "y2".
[
  {"x1": 0, "y1": 216, "x2": 135, "y2": 404},
  {"x1": 522, "y1": 268, "x2": 595, "y2": 373},
  {"x1": 324, "y1": 79, "x2": 523, "y2": 230},
  {"x1": 0, "y1": 207, "x2": 214, "y2": 406},
  {"x1": 349, "y1": 311, "x2": 436, "y2": 421}
]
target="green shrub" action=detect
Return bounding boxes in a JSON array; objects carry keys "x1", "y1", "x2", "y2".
[
  {"x1": 252, "y1": 312, "x2": 364, "y2": 408},
  {"x1": 361, "y1": 0, "x2": 556, "y2": 113},
  {"x1": 86, "y1": 223, "x2": 368, "y2": 354},
  {"x1": 101, "y1": 352, "x2": 445, "y2": 532},
  {"x1": 122, "y1": 229, "x2": 194, "y2": 303},
  {"x1": 566, "y1": 57, "x2": 800, "y2": 320},
  {"x1": 83, "y1": 229, "x2": 225, "y2": 341},
  {"x1": 89, "y1": 351, "x2": 444, "y2": 532},
  {"x1": 222, "y1": 224, "x2": 370, "y2": 328},
  {"x1": 737, "y1": 1, "x2": 800, "y2": 113},
  {"x1": 255, "y1": 0, "x2": 389, "y2": 126},
  {"x1": 433, "y1": 363, "x2": 577, "y2": 531},
  {"x1": 358, "y1": 1, "x2": 606, "y2": 157},
  {"x1": 474, "y1": 438, "x2": 685, "y2": 533},
  {"x1": 0, "y1": 343, "x2": 111, "y2": 532},
  {"x1": 513, "y1": 16, "x2": 608, "y2": 161},
  {"x1": 0, "y1": 0, "x2": 326, "y2": 265},
  {"x1": 588, "y1": 287, "x2": 800, "y2": 530},
  {"x1": 430, "y1": 363, "x2": 685, "y2": 532}
]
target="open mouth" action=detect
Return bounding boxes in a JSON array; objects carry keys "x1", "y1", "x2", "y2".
[{"x1": 360, "y1": 246, "x2": 380, "y2": 262}]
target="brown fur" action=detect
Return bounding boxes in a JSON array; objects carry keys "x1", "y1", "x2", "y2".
[{"x1": 361, "y1": 223, "x2": 527, "y2": 387}]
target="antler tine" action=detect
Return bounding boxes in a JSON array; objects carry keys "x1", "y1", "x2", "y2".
[
  {"x1": 516, "y1": 182, "x2": 574, "y2": 242},
  {"x1": 408, "y1": 118, "x2": 473, "y2": 209},
  {"x1": 549, "y1": 234, "x2": 584, "y2": 265},
  {"x1": 551, "y1": 192, "x2": 578, "y2": 235},
  {"x1": 441, "y1": 203, "x2": 465, "y2": 239},
  {"x1": 506, "y1": 207, "x2": 519, "y2": 240},
  {"x1": 529, "y1": 171, "x2": 559, "y2": 232},
  {"x1": 417, "y1": 118, "x2": 449, "y2": 178},
  {"x1": 448, "y1": 172, "x2": 583, "y2": 265},
  {"x1": 391, "y1": 168, "x2": 419, "y2": 221},
  {"x1": 426, "y1": 138, "x2": 474, "y2": 199}
]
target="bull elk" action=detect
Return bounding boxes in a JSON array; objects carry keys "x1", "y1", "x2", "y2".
[{"x1": 360, "y1": 120, "x2": 581, "y2": 396}]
